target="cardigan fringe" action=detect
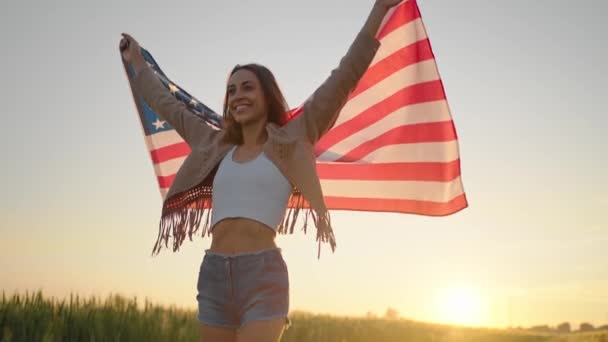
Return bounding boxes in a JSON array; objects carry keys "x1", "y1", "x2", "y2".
[{"x1": 151, "y1": 184, "x2": 336, "y2": 259}]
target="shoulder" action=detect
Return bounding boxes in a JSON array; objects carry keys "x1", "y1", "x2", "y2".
[
  {"x1": 274, "y1": 117, "x2": 313, "y2": 145},
  {"x1": 189, "y1": 128, "x2": 231, "y2": 153},
  {"x1": 267, "y1": 122, "x2": 308, "y2": 146}
]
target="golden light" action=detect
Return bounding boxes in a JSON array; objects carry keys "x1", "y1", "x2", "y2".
[{"x1": 433, "y1": 286, "x2": 485, "y2": 326}]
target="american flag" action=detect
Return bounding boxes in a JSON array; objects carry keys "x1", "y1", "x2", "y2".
[{"x1": 123, "y1": 0, "x2": 467, "y2": 217}]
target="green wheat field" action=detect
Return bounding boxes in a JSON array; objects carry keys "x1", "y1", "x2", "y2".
[{"x1": 1, "y1": 291, "x2": 607, "y2": 342}]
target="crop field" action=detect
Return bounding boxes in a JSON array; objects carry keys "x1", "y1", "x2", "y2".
[{"x1": 1, "y1": 291, "x2": 606, "y2": 342}]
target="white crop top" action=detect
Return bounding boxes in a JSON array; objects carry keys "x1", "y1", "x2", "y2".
[{"x1": 210, "y1": 146, "x2": 292, "y2": 232}]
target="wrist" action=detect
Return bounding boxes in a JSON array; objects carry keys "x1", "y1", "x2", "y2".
[
  {"x1": 373, "y1": 1, "x2": 390, "y2": 14},
  {"x1": 363, "y1": 3, "x2": 389, "y2": 37}
]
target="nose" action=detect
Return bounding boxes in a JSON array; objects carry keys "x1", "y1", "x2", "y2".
[
  {"x1": 230, "y1": 92, "x2": 250, "y2": 109},
  {"x1": 230, "y1": 88, "x2": 245, "y2": 102}
]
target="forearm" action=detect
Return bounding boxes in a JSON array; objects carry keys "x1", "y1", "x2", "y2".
[
  {"x1": 131, "y1": 62, "x2": 213, "y2": 146},
  {"x1": 293, "y1": 18, "x2": 381, "y2": 143}
]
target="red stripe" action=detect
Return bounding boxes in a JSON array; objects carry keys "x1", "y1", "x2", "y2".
[
  {"x1": 157, "y1": 174, "x2": 176, "y2": 189},
  {"x1": 316, "y1": 80, "x2": 446, "y2": 155},
  {"x1": 323, "y1": 193, "x2": 468, "y2": 216},
  {"x1": 158, "y1": 180, "x2": 468, "y2": 216},
  {"x1": 376, "y1": 0, "x2": 421, "y2": 40},
  {"x1": 316, "y1": 159, "x2": 461, "y2": 182},
  {"x1": 150, "y1": 142, "x2": 191, "y2": 164},
  {"x1": 335, "y1": 121, "x2": 456, "y2": 162},
  {"x1": 157, "y1": 159, "x2": 461, "y2": 193},
  {"x1": 350, "y1": 39, "x2": 434, "y2": 99}
]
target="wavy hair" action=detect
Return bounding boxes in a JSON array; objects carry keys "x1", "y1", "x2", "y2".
[{"x1": 222, "y1": 63, "x2": 289, "y2": 144}]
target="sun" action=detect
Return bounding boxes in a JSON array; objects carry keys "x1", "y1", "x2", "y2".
[{"x1": 434, "y1": 286, "x2": 485, "y2": 326}]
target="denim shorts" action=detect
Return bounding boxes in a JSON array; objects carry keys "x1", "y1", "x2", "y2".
[{"x1": 196, "y1": 247, "x2": 290, "y2": 329}]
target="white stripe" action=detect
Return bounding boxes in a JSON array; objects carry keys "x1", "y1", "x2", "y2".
[
  {"x1": 317, "y1": 140, "x2": 460, "y2": 163},
  {"x1": 318, "y1": 100, "x2": 452, "y2": 161},
  {"x1": 321, "y1": 177, "x2": 464, "y2": 203},
  {"x1": 153, "y1": 156, "x2": 187, "y2": 176},
  {"x1": 160, "y1": 188, "x2": 168, "y2": 199},
  {"x1": 157, "y1": 177, "x2": 463, "y2": 203},
  {"x1": 375, "y1": 0, "x2": 400, "y2": 36},
  {"x1": 359, "y1": 141, "x2": 460, "y2": 163},
  {"x1": 334, "y1": 59, "x2": 440, "y2": 127},
  {"x1": 371, "y1": 17, "x2": 427, "y2": 68},
  {"x1": 145, "y1": 130, "x2": 184, "y2": 150}
]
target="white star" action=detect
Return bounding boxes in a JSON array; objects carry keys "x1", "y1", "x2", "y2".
[
  {"x1": 152, "y1": 118, "x2": 166, "y2": 130},
  {"x1": 168, "y1": 83, "x2": 179, "y2": 94},
  {"x1": 189, "y1": 98, "x2": 199, "y2": 106}
]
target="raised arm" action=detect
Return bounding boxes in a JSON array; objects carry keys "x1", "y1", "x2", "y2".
[
  {"x1": 120, "y1": 33, "x2": 215, "y2": 146},
  {"x1": 287, "y1": 1, "x2": 401, "y2": 144}
]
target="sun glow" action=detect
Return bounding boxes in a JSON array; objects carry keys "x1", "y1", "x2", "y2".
[{"x1": 434, "y1": 286, "x2": 485, "y2": 326}]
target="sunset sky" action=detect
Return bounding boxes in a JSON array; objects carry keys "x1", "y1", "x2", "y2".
[{"x1": 1, "y1": 0, "x2": 606, "y2": 329}]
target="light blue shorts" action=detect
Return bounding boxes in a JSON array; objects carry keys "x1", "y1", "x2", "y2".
[{"x1": 196, "y1": 247, "x2": 290, "y2": 329}]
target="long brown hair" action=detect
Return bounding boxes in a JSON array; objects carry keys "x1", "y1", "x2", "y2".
[{"x1": 222, "y1": 63, "x2": 289, "y2": 144}]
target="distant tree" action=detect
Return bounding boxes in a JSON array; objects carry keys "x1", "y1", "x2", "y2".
[
  {"x1": 579, "y1": 322, "x2": 594, "y2": 332},
  {"x1": 528, "y1": 325, "x2": 552, "y2": 333},
  {"x1": 365, "y1": 311, "x2": 377, "y2": 319},
  {"x1": 557, "y1": 322, "x2": 571, "y2": 333},
  {"x1": 598, "y1": 324, "x2": 608, "y2": 331},
  {"x1": 384, "y1": 307, "x2": 400, "y2": 320}
]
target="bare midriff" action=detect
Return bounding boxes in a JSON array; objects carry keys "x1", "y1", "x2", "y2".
[{"x1": 209, "y1": 218, "x2": 277, "y2": 254}]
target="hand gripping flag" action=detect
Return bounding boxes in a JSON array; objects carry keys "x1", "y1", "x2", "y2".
[{"x1": 121, "y1": 0, "x2": 467, "y2": 222}]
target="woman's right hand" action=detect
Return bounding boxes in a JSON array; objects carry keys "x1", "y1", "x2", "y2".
[{"x1": 120, "y1": 33, "x2": 146, "y2": 67}]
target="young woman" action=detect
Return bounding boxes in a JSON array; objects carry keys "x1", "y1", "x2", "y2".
[{"x1": 120, "y1": 1, "x2": 401, "y2": 341}]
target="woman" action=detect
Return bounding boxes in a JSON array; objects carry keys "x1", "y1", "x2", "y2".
[{"x1": 120, "y1": 1, "x2": 401, "y2": 341}]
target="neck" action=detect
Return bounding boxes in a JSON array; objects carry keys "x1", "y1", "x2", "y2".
[{"x1": 240, "y1": 119, "x2": 268, "y2": 147}]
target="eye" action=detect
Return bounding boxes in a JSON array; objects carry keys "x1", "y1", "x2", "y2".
[{"x1": 227, "y1": 88, "x2": 235, "y2": 96}]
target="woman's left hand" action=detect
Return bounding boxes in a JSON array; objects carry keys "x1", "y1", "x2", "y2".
[{"x1": 375, "y1": 0, "x2": 403, "y2": 10}]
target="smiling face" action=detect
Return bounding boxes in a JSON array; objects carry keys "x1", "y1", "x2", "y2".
[
  {"x1": 221, "y1": 64, "x2": 290, "y2": 145},
  {"x1": 226, "y1": 69, "x2": 268, "y2": 127}
]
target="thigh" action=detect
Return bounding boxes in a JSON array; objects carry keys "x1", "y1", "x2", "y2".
[
  {"x1": 199, "y1": 324, "x2": 236, "y2": 342},
  {"x1": 237, "y1": 318, "x2": 286, "y2": 342}
]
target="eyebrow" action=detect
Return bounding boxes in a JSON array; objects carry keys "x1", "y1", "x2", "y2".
[{"x1": 227, "y1": 80, "x2": 253, "y2": 90}]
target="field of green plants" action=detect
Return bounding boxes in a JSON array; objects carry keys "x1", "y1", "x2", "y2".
[{"x1": 2, "y1": 291, "x2": 607, "y2": 342}]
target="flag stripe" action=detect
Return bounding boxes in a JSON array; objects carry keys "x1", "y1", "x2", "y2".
[
  {"x1": 320, "y1": 176, "x2": 464, "y2": 202},
  {"x1": 150, "y1": 142, "x2": 190, "y2": 164},
  {"x1": 156, "y1": 143, "x2": 461, "y2": 182},
  {"x1": 155, "y1": 145, "x2": 461, "y2": 184},
  {"x1": 335, "y1": 121, "x2": 457, "y2": 162},
  {"x1": 317, "y1": 79, "x2": 446, "y2": 156},
  {"x1": 372, "y1": 19, "x2": 427, "y2": 69},
  {"x1": 376, "y1": 0, "x2": 421, "y2": 41},
  {"x1": 335, "y1": 57, "x2": 441, "y2": 130},
  {"x1": 324, "y1": 193, "x2": 467, "y2": 216},
  {"x1": 316, "y1": 100, "x2": 452, "y2": 161},
  {"x1": 160, "y1": 188, "x2": 168, "y2": 198},
  {"x1": 352, "y1": 37, "x2": 433, "y2": 99},
  {"x1": 317, "y1": 159, "x2": 461, "y2": 182},
  {"x1": 157, "y1": 174, "x2": 176, "y2": 189},
  {"x1": 355, "y1": 141, "x2": 461, "y2": 163},
  {"x1": 153, "y1": 156, "x2": 187, "y2": 176},
  {"x1": 144, "y1": 130, "x2": 185, "y2": 149}
]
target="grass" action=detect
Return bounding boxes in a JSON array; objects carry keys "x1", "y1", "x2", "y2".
[{"x1": 1, "y1": 291, "x2": 606, "y2": 342}]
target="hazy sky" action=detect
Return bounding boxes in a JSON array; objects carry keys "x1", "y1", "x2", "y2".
[{"x1": 1, "y1": 0, "x2": 607, "y2": 329}]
